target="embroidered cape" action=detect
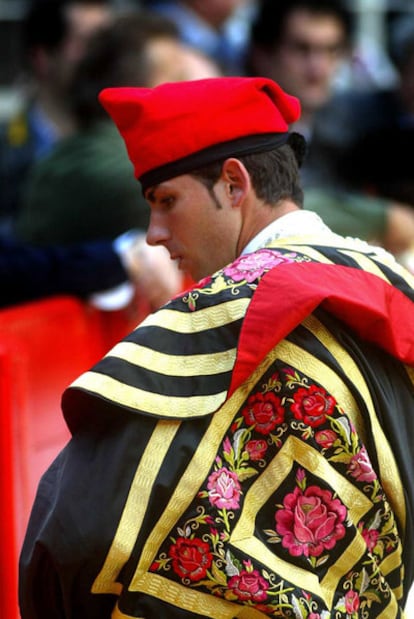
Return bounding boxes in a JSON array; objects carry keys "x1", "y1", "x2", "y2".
[{"x1": 20, "y1": 233, "x2": 414, "y2": 618}]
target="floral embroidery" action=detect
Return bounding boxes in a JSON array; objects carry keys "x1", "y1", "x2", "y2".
[
  {"x1": 182, "y1": 248, "x2": 307, "y2": 311},
  {"x1": 228, "y1": 566, "x2": 269, "y2": 602},
  {"x1": 274, "y1": 475, "x2": 347, "y2": 559},
  {"x1": 169, "y1": 537, "x2": 213, "y2": 581},
  {"x1": 150, "y1": 362, "x2": 402, "y2": 616},
  {"x1": 348, "y1": 446, "x2": 377, "y2": 483},
  {"x1": 290, "y1": 384, "x2": 336, "y2": 428},
  {"x1": 242, "y1": 391, "x2": 285, "y2": 434},
  {"x1": 207, "y1": 467, "x2": 241, "y2": 510},
  {"x1": 223, "y1": 249, "x2": 297, "y2": 283}
]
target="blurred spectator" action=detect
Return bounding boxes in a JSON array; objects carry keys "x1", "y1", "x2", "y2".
[
  {"x1": 141, "y1": 0, "x2": 256, "y2": 75},
  {"x1": 0, "y1": 0, "x2": 113, "y2": 237},
  {"x1": 15, "y1": 10, "x2": 215, "y2": 246},
  {"x1": 247, "y1": 0, "x2": 414, "y2": 256},
  {"x1": 0, "y1": 231, "x2": 182, "y2": 310},
  {"x1": 341, "y1": 13, "x2": 414, "y2": 208}
]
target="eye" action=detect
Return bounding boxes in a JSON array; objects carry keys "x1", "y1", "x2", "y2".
[{"x1": 160, "y1": 195, "x2": 175, "y2": 209}]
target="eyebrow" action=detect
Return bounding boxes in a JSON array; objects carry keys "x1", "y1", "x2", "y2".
[{"x1": 145, "y1": 186, "x2": 159, "y2": 202}]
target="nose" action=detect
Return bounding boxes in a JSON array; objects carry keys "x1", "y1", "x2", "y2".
[{"x1": 146, "y1": 211, "x2": 170, "y2": 247}]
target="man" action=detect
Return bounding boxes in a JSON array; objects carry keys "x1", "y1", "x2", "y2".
[
  {"x1": 247, "y1": 0, "x2": 414, "y2": 258},
  {"x1": 19, "y1": 77, "x2": 414, "y2": 618}
]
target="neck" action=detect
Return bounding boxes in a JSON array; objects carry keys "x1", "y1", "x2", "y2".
[{"x1": 236, "y1": 199, "x2": 300, "y2": 257}]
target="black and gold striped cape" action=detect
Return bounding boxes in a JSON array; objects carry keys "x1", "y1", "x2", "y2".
[{"x1": 19, "y1": 233, "x2": 414, "y2": 619}]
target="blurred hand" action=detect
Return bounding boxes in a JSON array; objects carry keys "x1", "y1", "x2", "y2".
[{"x1": 123, "y1": 236, "x2": 184, "y2": 310}]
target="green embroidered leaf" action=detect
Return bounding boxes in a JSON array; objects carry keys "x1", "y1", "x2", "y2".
[
  {"x1": 329, "y1": 453, "x2": 351, "y2": 464},
  {"x1": 237, "y1": 466, "x2": 259, "y2": 481},
  {"x1": 211, "y1": 561, "x2": 227, "y2": 586}
]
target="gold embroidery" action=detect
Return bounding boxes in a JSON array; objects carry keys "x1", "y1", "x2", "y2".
[
  {"x1": 92, "y1": 421, "x2": 180, "y2": 595},
  {"x1": 276, "y1": 330, "x2": 406, "y2": 535},
  {"x1": 231, "y1": 435, "x2": 372, "y2": 609},
  {"x1": 117, "y1": 572, "x2": 269, "y2": 618},
  {"x1": 107, "y1": 342, "x2": 237, "y2": 376},
  {"x1": 70, "y1": 371, "x2": 228, "y2": 418},
  {"x1": 136, "y1": 297, "x2": 250, "y2": 333}
]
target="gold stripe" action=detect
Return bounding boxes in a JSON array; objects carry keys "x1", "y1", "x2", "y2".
[
  {"x1": 277, "y1": 332, "x2": 365, "y2": 438},
  {"x1": 92, "y1": 420, "x2": 180, "y2": 595},
  {"x1": 106, "y1": 342, "x2": 237, "y2": 376},
  {"x1": 380, "y1": 544, "x2": 404, "y2": 577},
  {"x1": 301, "y1": 315, "x2": 367, "y2": 442},
  {"x1": 338, "y1": 249, "x2": 391, "y2": 281},
  {"x1": 129, "y1": 348, "x2": 287, "y2": 586},
  {"x1": 136, "y1": 297, "x2": 251, "y2": 333},
  {"x1": 119, "y1": 572, "x2": 268, "y2": 619},
  {"x1": 276, "y1": 335, "x2": 407, "y2": 534},
  {"x1": 231, "y1": 435, "x2": 372, "y2": 609},
  {"x1": 373, "y1": 252, "x2": 414, "y2": 289},
  {"x1": 269, "y1": 241, "x2": 334, "y2": 263},
  {"x1": 70, "y1": 371, "x2": 227, "y2": 418},
  {"x1": 377, "y1": 594, "x2": 399, "y2": 618}
]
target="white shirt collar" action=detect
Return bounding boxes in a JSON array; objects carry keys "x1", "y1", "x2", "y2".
[{"x1": 241, "y1": 209, "x2": 333, "y2": 255}]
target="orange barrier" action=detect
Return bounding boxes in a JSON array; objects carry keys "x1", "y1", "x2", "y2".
[{"x1": 0, "y1": 295, "x2": 145, "y2": 619}]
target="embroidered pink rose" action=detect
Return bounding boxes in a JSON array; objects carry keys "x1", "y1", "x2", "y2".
[
  {"x1": 228, "y1": 569, "x2": 269, "y2": 602},
  {"x1": 169, "y1": 537, "x2": 213, "y2": 581},
  {"x1": 362, "y1": 527, "x2": 379, "y2": 552},
  {"x1": 348, "y1": 447, "x2": 376, "y2": 482},
  {"x1": 207, "y1": 467, "x2": 241, "y2": 510},
  {"x1": 223, "y1": 249, "x2": 296, "y2": 283},
  {"x1": 242, "y1": 392, "x2": 285, "y2": 434},
  {"x1": 345, "y1": 590, "x2": 360, "y2": 613},
  {"x1": 275, "y1": 485, "x2": 347, "y2": 557},
  {"x1": 315, "y1": 429, "x2": 337, "y2": 449},
  {"x1": 291, "y1": 385, "x2": 336, "y2": 428},
  {"x1": 245, "y1": 439, "x2": 268, "y2": 461}
]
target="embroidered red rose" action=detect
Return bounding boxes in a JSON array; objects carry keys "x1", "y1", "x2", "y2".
[
  {"x1": 315, "y1": 429, "x2": 337, "y2": 449},
  {"x1": 275, "y1": 485, "x2": 347, "y2": 557},
  {"x1": 169, "y1": 537, "x2": 213, "y2": 581},
  {"x1": 242, "y1": 392, "x2": 285, "y2": 434},
  {"x1": 345, "y1": 590, "x2": 360, "y2": 613},
  {"x1": 228, "y1": 569, "x2": 269, "y2": 602},
  {"x1": 348, "y1": 447, "x2": 376, "y2": 482},
  {"x1": 207, "y1": 467, "x2": 241, "y2": 510},
  {"x1": 245, "y1": 439, "x2": 268, "y2": 461},
  {"x1": 291, "y1": 385, "x2": 336, "y2": 427}
]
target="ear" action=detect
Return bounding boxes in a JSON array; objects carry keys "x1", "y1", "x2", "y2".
[{"x1": 220, "y1": 158, "x2": 251, "y2": 207}]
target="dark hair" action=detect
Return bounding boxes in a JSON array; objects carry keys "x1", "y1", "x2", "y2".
[
  {"x1": 250, "y1": 0, "x2": 353, "y2": 51},
  {"x1": 191, "y1": 136, "x2": 306, "y2": 208},
  {"x1": 69, "y1": 11, "x2": 179, "y2": 128},
  {"x1": 23, "y1": 0, "x2": 110, "y2": 53}
]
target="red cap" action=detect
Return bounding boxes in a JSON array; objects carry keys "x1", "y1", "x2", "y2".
[{"x1": 99, "y1": 77, "x2": 301, "y2": 190}]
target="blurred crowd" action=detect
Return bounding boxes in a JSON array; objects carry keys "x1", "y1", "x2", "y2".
[{"x1": 1, "y1": 0, "x2": 414, "y2": 312}]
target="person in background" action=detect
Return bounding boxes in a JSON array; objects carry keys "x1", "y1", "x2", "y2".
[
  {"x1": 141, "y1": 0, "x2": 256, "y2": 75},
  {"x1": 15, "y1": 10, "x2": 221, "y2": 246},
  {"x1": 247, "y1": 0, "x2": 414, "y2": 258},
  {"x1": 0, "y1": 0, "x2": 113, "y2": 237},
  {"x1": 0, "y1": 231, "x2": 182, "y2": 310},
  {"x1": 341, "y1": 13, "x2": 414, "y2": 210},
  {"x1": 20, "y1": 76, "x2": 414, "y2": 618}
]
